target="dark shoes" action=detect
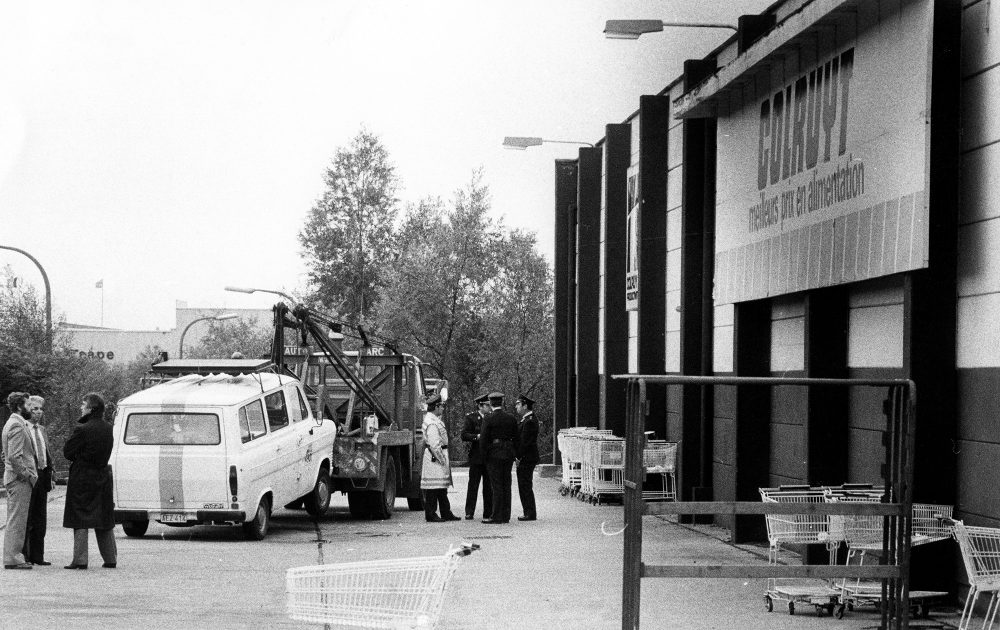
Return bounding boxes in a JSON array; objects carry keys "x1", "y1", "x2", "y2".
[
  {"x1": 4, "y1": 562, "x2": 32, "y2": 570},
  {"x1": 465, "y1": 514, "x2": 474, "y2": 520},
  {"x1": 481, "y1": 518, "x2": 508, "y2": 524},
  {"x1": 425, "y1": 515, "x2": 445, "y2": 522},
  {"x1": 64, "y1": 564, "x2": 87, "y2": 570},
  {"x1": 518, "y1": 516, "x2": 537, "y2": 521},
  {"x1": 441, "y1": 514, "x2": 461, "y2": 522},
  {"x1": 102, "y1": 562, "x2": 117, "y2": 569},
  {"x1": 32, "y1": 560, "x2": 52, "y2": 566}
]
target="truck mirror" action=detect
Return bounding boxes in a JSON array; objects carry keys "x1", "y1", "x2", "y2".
[{"x1": 439, "y1": 380, "x2": 448, "y2": 403}]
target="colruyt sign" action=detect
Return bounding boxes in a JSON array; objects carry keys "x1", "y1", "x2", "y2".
[{"x1": 713, "y1": 1, "x2": 933, "y2": 304}]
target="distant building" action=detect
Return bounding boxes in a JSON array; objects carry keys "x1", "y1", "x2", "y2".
[{"x1": 60, "y1": 301, "x2": 272, "y2": 363}]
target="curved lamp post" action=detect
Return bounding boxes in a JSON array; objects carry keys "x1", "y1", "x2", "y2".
[
  {"x1": 0, "y1": 245, "x2": 52, "y2": 352},
  {"x1": 178, "y1": 313, "x2": 238, "y2": 359},
  {"x1": 503, "y1": 137, "x2": 594, "y2": 150},
  {"x1": 604, "y1": 19, "x2": 737, "y2": 39}
]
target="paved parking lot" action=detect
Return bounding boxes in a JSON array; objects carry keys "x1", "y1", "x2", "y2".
[{"x1": 1, "y1": 471, "x2": 963, "y2": 629}]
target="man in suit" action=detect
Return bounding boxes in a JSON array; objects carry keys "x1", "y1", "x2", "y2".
[
  {"x1": 514, "y1": 394, "x2": 539, "y2": 521},
  {"x1": 479, "y1": 392, "x2": 519, "y2": 524},
  {"x1": 2, "y1": 391, "x2": 37, "y2": 570},
  {"x1": 23, "y1": 395, "x2": 54, "y2": 565},
  {"x1": 461, "y1": 394, "x2": 493, "y2": 520}
]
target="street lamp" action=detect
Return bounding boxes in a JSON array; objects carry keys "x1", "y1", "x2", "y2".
[
  {"x1": 224, "y1": 285, "x2": 297, "y2": 305},
  {"x1": 503, "y1": 137, "x2": 594, "y2": 150},
  {"x1": 0, "y1": 245, "x2": 52, "y2": 352},
  {"x1": 604, "y1": 20, "x2": 737, "y2": 39},
  {"x1": 178, "y1": 313, "x2": 238, "y2": 359}
]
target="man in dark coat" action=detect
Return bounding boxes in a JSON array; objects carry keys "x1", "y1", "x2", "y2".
[
  {"x1": 514, "y1": 394, "x2": 539, "y2": 521},
  {"x1": 461, "y1": 394, "x2": 493, "y2": 520},
  {"x1": 478, "y1": 392, "x2": 519, "y2": 524},
  {"x1": 63, "y1": 392, "x2": 117, "y2": 569}
]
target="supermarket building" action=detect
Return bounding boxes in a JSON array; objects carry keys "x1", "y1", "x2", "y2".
[{"x1": 552, "y1": 0, "x2": 992, "y2": 593}]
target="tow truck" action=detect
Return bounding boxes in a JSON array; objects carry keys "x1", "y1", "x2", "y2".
[{"x1": 271, "y1": 302, "x2": 439, "y2": 519}]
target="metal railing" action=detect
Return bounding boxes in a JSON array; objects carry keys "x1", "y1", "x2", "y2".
[{"x1": 615, "y1": 375, "x2": 915, "y2": 630}]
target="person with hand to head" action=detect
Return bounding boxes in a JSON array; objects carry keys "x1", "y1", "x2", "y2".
[
  {"x1": 514, "y1": 394, "x2": 539, "y2": 522},
  {"x1": 23, "y1": 395, "x2": 54, "y2": 565},
  {"x1": 420, "y1": 393, "x2": 460, "y2": 523},
  {"x1": 63, "y1": 392, "x2": 117, "y2": 570},
  {"x1": 461, "y1": 393, "x2": 493, "y2": 520},
  {"x1": 2, "y1": 392, "x2": 38, "y2": 570}
]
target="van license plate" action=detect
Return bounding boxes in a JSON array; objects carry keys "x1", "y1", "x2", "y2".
[{"x1": 161, "y1": 513, "x2": 186, "y2": 523}]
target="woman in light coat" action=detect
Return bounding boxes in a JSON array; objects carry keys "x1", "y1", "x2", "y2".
[{"x1": 420, "y1": 394, "x2": 459, "y2": 522}]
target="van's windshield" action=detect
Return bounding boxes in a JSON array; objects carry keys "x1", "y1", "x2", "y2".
[{"x1": 124, "y1": 413, "x2": 221, "y2": 445}]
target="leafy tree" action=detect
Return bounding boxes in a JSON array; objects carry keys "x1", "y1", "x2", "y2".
[
  {"x1": 372, "y1": 172, "x2": 555, "y2": 461},
  {"x1": 299, "y1": 128, "x2": 399, "y2": 321},
  {"x1": 184, "y1": 317, "x2": 272, "y2": 360}
]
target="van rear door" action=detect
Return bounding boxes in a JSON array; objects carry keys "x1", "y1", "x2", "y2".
[{"x1": 113, "y1": 407, "x2": 229, "y2": 513}]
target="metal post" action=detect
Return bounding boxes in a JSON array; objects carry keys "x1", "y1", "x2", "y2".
[
  {"x1": 178, "y1": 316, "x2": 212, "y2": 359},
  {"x1": 0, "y1": 245, "x2": 52, "y2": 352}
]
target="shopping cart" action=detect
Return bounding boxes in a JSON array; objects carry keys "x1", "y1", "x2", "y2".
[
  {"x1": 760, "y1": 486, "x2": 842, "y2": 616},
  {"x1": 831, "y1": 493, "x2": 953, "y2": 620},
  {"x1": 286, "y1": 543, "x2": 480, "y2": 629},
  {"x1": 642, "y1": 440, "x2": 677, "y2": 502},
  {"x1": 948, "y1": 520, "x2": 1000, "y2": 630},
  {"x1": 579, "y1": 433, "x2": 625, "y2": 504}
]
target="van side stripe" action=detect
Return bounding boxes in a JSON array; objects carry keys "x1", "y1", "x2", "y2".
[{"x1": 159, "y1": 445, "x2": 184, "y2": 510}]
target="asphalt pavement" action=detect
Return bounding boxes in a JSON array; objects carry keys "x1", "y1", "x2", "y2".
[{"x1": 0, "y1": 470, "x2": 964, "y2": 629}]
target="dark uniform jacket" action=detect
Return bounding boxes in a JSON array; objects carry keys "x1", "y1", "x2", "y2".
[
  {"x1": 516, "y1": 411, "x2": 539, "y2": 464},
  {"x1": 479, "y1": 408, "x2": 519, "y2": 461},
  {"x1": 63, "y1": 412, "x2": 115, "y2": 530},
  {"x1": 461, "y1": 411, "x2": 487, "y2": 465}
]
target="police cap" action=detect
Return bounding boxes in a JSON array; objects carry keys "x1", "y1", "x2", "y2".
[
  {"x1": 516, "y1": 394, "x2": 535, "y2": 408},
  {"x1": 488, "y1": 392, "x2": 505, "y2": 405},
  {"x1": 474, "y1": 393, "x2": 490, "y2": 405}
]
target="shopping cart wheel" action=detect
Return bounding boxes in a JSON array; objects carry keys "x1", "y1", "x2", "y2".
[
  {"x1": 835, "y1": 604, "x2": 845, "y2": 619},
  {"x1": 764, "y1": 596, "x2": 773, "y2": 612},
  {"x1": 787, "y1": 602, "x2": 794, "y2": 615}
]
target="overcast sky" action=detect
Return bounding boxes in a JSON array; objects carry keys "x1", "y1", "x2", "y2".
[{"x1": 0, "y1": 0, "x2": 770, "y2": 330}]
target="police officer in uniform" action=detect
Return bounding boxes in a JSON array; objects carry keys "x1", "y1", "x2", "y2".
[
  {"x1": 479, "y1": 392, "x2": 519, "y2": 524},
  {"x1": 461, "y1": 393, "x2": 493, "y2": 520},
  {"x1": 514, "y1": 394, "x2": 539, "y2": 521}
]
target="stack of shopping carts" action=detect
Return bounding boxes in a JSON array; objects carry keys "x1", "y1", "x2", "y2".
[
  {"x1": 578, "y1": 433, "x2": 625, "y2": 505},
  {"x1": 556, "y1": 428, "x2": 609, "y2": 496},
  {"x1": 759, "y1": 485, "x2": 843, "y2": 616}
]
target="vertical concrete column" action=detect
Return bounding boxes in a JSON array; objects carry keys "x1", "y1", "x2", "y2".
[
  {"x1": 904, "y1": 0, "x2": 960, "y2": 593},
  {"x1": 679, "y1": 116, "x2": 717, "y2": 509},
  {"x1": 636, "y1": 95, "x2": 671, "y2": 437},
  {"x1": 601, "y1": 124, "x2": 631, "y2": 435},
  {"x1": 575, "y1": 148, "x2": 602, "y2": 427},
  {"x1": 804, "y1": 287, "x2": 848, "y2": 486},
  {"x1": 732, "y1": 299, "x2": 772, "y2": 543},
  {"x1": 553, "y1": 160, "x2": 578, "y2": 456}
]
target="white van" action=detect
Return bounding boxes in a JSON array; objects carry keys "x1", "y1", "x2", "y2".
[{"x1": 111, "y1": 370, "x2": 336, "y2": 540}]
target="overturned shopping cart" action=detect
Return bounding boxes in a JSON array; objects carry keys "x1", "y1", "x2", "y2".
[
  {"x1": 947, "y1": 519, "x2": 1000, "y2": 630},
  {"x1": 286, "y1": 543, "x2": 480, "y2": 629}
]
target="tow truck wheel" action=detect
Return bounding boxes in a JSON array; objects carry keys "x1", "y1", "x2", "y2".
[
  {"x1": 369, "y1": 456, "x2": 397, "y2": 520},
  {"x1": 304, "y1": 470, "x2": 332, "y2": 517},
  {"x1": 242, "y1": 496, "x2": 271, "y2": 541},
  {"x1": 122, "y1": 519, "x2": 149, "y2": 538}
]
